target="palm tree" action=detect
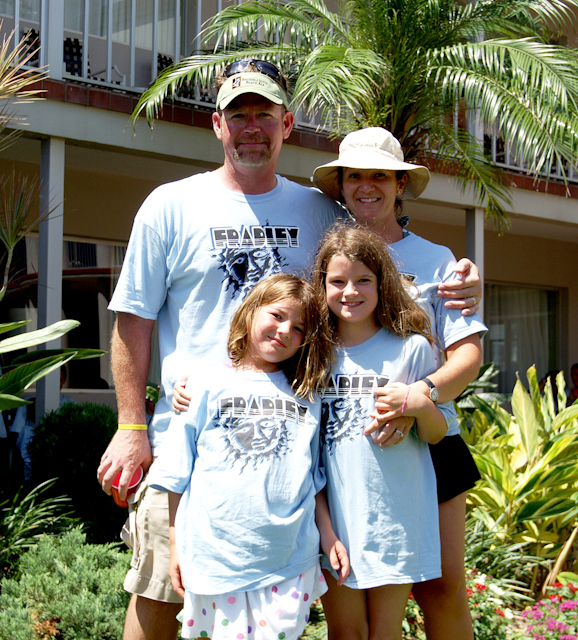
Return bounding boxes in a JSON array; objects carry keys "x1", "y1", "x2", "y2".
[{"x1": 133, "y1": 0, "x2": 578, "y2": 230}]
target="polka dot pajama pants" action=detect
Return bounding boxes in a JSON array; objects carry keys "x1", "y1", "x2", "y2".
[{"x1": 179, "y1": 563, "x2": 327, "y2": 640}]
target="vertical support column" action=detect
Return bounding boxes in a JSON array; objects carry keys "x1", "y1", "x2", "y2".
[
  {"x1": 37, "y1": 137, "x2": 65, "y2": 420},
  {"x1": 465, "y1": 207, "x2": 485, "y2": 322}
]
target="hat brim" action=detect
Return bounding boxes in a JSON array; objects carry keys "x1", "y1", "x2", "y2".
[{"x1": 312, "y1": 151, "x2": 430, "y2": 201}]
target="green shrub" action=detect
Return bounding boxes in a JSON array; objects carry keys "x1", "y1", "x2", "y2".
[
  {"x1": 0, "y1": 527, "x2": 131, "y2": 640},
  {"x1": 27, "y1": 403, "x2": 127, "y2": 544},
  {"x1": 0, "y1": 479, "x2": 76, "y2": 579}
]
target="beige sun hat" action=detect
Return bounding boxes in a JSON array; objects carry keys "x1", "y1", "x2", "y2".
[{"x1": 312, "y1": 127, "x2": 430, "y2": 201}]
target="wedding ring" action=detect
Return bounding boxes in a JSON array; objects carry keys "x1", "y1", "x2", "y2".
[{"x1": 395, "y1": 429, "x2": 404, "y2": 437}]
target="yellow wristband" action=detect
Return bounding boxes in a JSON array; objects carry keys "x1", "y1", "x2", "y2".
[{"x1": 118, "y1": 424, "x2": 148, "y2": 431}]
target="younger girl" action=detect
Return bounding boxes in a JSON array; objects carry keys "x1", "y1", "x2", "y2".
[
  {"x1": 149, "y1": 273, "x2": 347, "y2": 640},
  {"x1": 313, "y1": 224, "x2": 456, "y2": 640}
]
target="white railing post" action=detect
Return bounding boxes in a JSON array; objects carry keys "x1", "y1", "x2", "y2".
[
  {"x1": 151, "y1": 0, "x2": 159, "y2": 83},
  {"x1": 82, "y1": 0, "x2": 89, "y2": 78},
  {"x1": 45, "y1": 0, "x2": 64, "y2": 80},
  {"x1": 130, "y1": 0, "x2": 136, "y2": 86},
  {"x1": 13, "y1": 0, "x2": 20, "y2": 50},
  {"x1": 175, "y1": 0, "x2": 181, "y2": 59},
  {"x1": 106, "y1": 0, "x2": 113, "y2": 83}
]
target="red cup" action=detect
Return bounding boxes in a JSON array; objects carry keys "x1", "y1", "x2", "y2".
[{"x1": 111, "y1": 466, "x2": 144, "y2": 507}]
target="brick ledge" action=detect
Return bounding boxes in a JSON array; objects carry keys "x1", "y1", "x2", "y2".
[{"x1": 31, "y1": 79, "x2": 576, "y2": 197}]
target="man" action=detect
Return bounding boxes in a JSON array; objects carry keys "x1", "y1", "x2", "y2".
[
  {"x1": 98, "y1": 61, "x2": 345, "y2": 640},
  {"x1": 98, "y1": 60, "x2": 481, "y2": 640}
]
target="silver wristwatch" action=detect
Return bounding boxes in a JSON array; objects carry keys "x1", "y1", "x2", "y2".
[{"x1": 421, "y1": 377, "x2": 439, "y2": 403}]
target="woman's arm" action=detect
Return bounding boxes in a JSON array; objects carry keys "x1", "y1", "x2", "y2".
[
  {"x1": 412, "y1": 334, "x2": 482, "y2": 404},
  {"x1": 168, "y1": 491, "x2": 185, "y2": 598},
  {"x1": 368, "y1": 334, "x2": 482, "y2": 444},
  {"x1": 315, "y1": 491, "x2": 350, "y2": 586}
]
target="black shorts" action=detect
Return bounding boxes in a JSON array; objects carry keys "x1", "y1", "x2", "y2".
[{"x1": 429, "y1": 434, "x2": 481, "y2": 504}]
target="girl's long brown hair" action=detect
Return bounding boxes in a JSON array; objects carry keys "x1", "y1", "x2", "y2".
[
  {"x1": 228, "y1": 273, "x2": 334, "y2": 400},
  {"x1": 312, "y1": 223, "x2": 433, "y2": 344}
]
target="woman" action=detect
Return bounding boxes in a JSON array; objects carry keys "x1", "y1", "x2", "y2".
[{"x1": 312, "y1": 127, "x2": 486, "y2": 640}]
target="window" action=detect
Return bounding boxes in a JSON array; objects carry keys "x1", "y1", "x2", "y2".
[
  {"x1": 485, "y1": 283, "x2": 560, "y2": 394},
  {"x1": 0, "y1": 238, "x2": 128, "y2": 390},
  {"x1": 64, "y1": 0, "x2": 177, "y2": 52}
]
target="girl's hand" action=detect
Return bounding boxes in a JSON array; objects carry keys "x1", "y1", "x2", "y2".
[
  {"x1": 172, "y1": 375, "x2": 191, "y2": 413},
  {"x1": 322, "y1": 537, "x2": 350, "y2": 586},
  {"x1": 364, "y1": 415, "x2": 414, "y2": 447},
  {"x1": 371, "y1": 382, "x2": 411, "y2": 422},
  {"x1": 169, "y1": 545, "x2": 186, "y2": 598}
]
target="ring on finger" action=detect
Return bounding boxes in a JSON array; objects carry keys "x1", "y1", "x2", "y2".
[{"x1": 395, "y1": 429, "x2": 404, "y2": 438}]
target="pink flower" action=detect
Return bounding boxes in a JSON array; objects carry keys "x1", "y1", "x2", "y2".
[{"x1": 531, "y1": 609, "x2": 545, "y2": 620}]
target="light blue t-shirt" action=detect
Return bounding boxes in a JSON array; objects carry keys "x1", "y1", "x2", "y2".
[
  {"x1": 109, "y1": 172, "x2": 343, "y2": 453},
  {"x1": 388, "y1": 231, "x2": 487, "y2": 435},
  {"x1": 150, "y1": 364, "x2": 324, "y2": 595},
  {"x1": 320, "y1": 328, "x2": 454, "y2": 588}
]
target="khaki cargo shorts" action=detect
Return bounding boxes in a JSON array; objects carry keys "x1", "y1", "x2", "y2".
[{"x1": 121, "y1": 464, "x2": 184, "y2": 604}]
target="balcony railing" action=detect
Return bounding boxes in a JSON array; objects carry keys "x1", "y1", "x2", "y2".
[
  {"x1": 485, "y1": 125, "x2": 577, "y2": 183},
  {"x1": 1, "y1": 0, "x2": 576, "y2": 182}
]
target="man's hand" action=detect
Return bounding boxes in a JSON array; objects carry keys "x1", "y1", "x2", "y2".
[
  {"x1": 97, "y1": 429, "x2": 152, "y2": 500},
  {"x1": 437, "y1": 258, "x2": 482, "y2": 316}
]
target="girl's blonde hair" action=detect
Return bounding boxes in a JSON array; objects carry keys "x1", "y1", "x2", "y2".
[
  {"x1": 312, "y1": 223, "x2": 433, "y2": 343},
  {"x1": 228, "y1": 273, "x2": 333, "y2": 400}
]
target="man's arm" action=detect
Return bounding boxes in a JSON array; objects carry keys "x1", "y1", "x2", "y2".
[{"x1": 97, "y1": 312, "x2": 155, "y2": 499}]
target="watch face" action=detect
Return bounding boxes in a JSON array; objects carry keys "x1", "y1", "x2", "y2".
[{"x1": 430, "y1": 388, "x2": 439, "y2": 402}]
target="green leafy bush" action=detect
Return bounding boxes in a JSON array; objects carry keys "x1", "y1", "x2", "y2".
[
  {"x1": 27, "y1": 403, "x2": 126, "y2": 544},
  {"x1": 0, "y1": 479, "x2": 76, "y2": 579},
  {"x1": 0, "y1": 527, "x2": 131, "y2": 640},
  {"x1": 461, "y1": 366, "x2": 578, "y2": 578}
]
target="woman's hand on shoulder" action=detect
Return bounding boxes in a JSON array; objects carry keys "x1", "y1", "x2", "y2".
[{"x1": 437, "y1": 258, "x2": 482, "y2": 316}]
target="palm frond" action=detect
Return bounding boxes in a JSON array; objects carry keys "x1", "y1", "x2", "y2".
[
  {"x1": 132, "y1": 46, "x2": 297, "y2": 125},
  {"x1": 432, "y1": 127, "x2": 513, "y2": 232},
  {"x1": 292, "y1": 46, "x2": 385, "y2": 124},
  {"x1": 0, "y1": 23, "x2": 45, "y2": 152},
  {"x1": 203, "y1": 0, "x2": 351, "y2": 50}
]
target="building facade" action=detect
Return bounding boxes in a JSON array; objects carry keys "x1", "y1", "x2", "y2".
[{"x1": 0, "y1": 0, "x2": 577, "y2": 410}]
